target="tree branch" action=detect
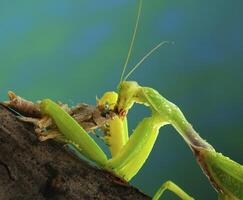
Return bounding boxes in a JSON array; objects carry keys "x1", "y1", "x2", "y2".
[{"x1": 0, "y1": 105, "x2": 150, "y2": 200}]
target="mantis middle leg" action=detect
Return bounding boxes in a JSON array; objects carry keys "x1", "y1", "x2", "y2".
[{"x1": 153, "y1": 181, "x2": 194, "y2": 200}]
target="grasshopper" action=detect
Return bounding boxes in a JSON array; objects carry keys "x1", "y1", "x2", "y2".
[{"x1": 2, "y1": 91, "x2": 114, "y2": 141}]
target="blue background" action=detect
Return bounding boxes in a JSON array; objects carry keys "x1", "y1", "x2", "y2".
[{"x1": 0, "y1": 0, "x2": 242, "y2": 199}]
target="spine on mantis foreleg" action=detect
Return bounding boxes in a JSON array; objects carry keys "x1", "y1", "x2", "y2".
[
  {"x1": 40, "y1": 99, "x2": 108, "y2": 166},
  {"x1": 104, "y1": 116, "x2": 129, "y2": 157}
]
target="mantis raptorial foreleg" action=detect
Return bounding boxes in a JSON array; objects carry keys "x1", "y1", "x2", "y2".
[
  {"x1": 36, "y1": 129, "x2": 61, "y2": 141},
  {"x1": 107, "y1": 115, "x2": 167, "y2": 180},
  {"x1": 96, "y1": 91, "x2": 193, "y2": 198},
  {"x1": 97, "y1": 92, "x2": 129, "y2": 157}
]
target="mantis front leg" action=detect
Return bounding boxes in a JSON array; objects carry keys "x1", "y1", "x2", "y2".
[
  {"x1": 97, "y1": 92, "x2": 163, "y2": 180},
  {"x1": 97, "y1": 92, "x2": 129, "y2": 158},
  {"x1": 107, "y1": 116, "x2": 161, "y2": 178},
  {"x1": 106, "y1": 114, "x2": 194, "y2": 200}
]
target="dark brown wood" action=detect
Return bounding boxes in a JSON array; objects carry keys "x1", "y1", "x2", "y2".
[{"x1": 0, "y1": 105, "x2": 151, "y2": 200}]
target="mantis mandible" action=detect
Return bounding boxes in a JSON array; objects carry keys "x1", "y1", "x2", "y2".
[{"x1": 37, "y1": 1, "x2": 243, "y2": 199}]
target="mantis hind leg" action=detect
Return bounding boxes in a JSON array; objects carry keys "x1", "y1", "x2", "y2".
[{"x1": 152, "y1": 181, "x2": 194, "y2": 200}]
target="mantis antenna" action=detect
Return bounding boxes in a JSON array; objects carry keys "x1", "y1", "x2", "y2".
[
  {"x1": 123, "y1": 40, "x2": 171, "y2": 81},
  {"x1": 118, "y1": 0, "x2": 142, "y2": 87}
]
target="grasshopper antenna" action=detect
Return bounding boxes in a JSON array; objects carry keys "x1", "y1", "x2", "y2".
[
  {"x1": 118, "y1": 0, "x2": 142, "y2": 88},
  {"x1": 124, "y1": 40, "x2": 172, "y2": 81}
]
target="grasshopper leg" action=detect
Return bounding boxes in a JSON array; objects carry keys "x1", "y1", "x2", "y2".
[
  {"x1": 152, "y1": 181, "x2": 194, "y2": 200},
  {"x1": 17, "y1": 115, "x2": 53, "y2": 130},
  {"x1": 17, "y1": 116, "x2": 40, "y2": 124},
  {"x1": 40, "y1": 99, "x2": 108, "y2": 166},
  {"x1": 35, "y1": 129, "x2": 61, "y2": 141},
  {"x1": 18, "y1": 115, "x2": 59, "y2": 141}
]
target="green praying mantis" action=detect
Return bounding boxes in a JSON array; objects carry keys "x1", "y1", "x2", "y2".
[{"x1": 8, "y1": 0, "x2": 243, "y2": 199}]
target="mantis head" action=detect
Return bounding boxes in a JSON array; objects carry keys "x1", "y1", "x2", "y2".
[
  {"x1": 115, "y1": 0, "x2": 168, "y2": 118},
  {"x1": 117, "y1": 81, "x2": 142, "y2": 118}
]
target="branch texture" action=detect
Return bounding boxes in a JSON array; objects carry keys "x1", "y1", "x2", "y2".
[{"x1": 0, "y1": 105, "x2": 150, "y2": 200}]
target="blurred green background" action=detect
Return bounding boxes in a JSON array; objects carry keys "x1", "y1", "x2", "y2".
[{"x1": 0, "y1": 0, "x2": 242, "y2": 199}]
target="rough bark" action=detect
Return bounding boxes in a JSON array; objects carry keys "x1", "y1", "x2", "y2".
[{"x1": 0, "y1": 105, "x2": 150, "y2": 200}]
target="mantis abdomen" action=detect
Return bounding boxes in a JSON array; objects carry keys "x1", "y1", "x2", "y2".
[{"x1": 197, "y1": 148, "x2": 243, "y2": 199}]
